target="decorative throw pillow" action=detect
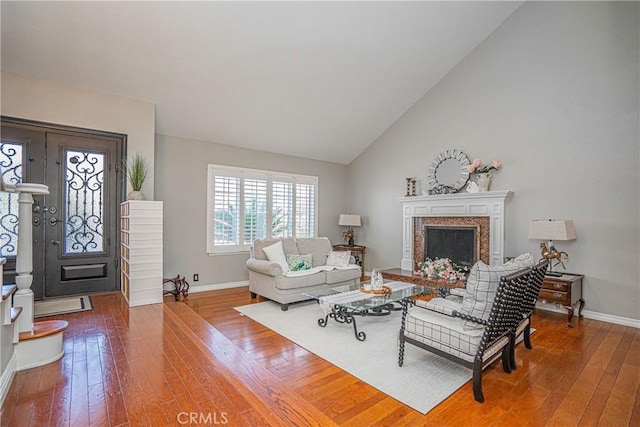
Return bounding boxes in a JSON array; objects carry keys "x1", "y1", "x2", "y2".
[
  {"x1": 263, "y1": 240, "x2": 289, "y2": 273},
  {"x1": 326, "y1": 250, "x2": 351, "y2": 268},
  {"x1": 460, "y1": 259, "x2": 528, "y2": 329},
  {"x1": 286, "y1": 254, "x2": 313, "y2": 272},
  {"x1": 510, "y1": 252, "x2": 535, "y2": 268}
]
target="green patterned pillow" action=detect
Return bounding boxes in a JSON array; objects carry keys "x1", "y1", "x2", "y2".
[{"x1": 286, "y1": 254, "x2": 313, "y2": 271}]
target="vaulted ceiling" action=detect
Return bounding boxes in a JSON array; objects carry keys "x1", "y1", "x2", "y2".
[{"x1": 1, "y1": 1, "x2": 523, "y2": 164}]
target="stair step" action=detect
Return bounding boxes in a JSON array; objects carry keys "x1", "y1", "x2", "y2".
[
  {"x1": 19, "y1": 320, "x2": 69, "y2": 342},
  {"x1": 10, "y1": 306, "x2": 22, "y2": 323},
  {"x1": 2, "y1": 284, "x2": 17, "y2": 301}
]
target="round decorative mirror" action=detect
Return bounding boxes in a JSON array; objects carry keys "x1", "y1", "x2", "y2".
[{"x1": 427, "y1": 149, "x2": 471, "y2": 194}]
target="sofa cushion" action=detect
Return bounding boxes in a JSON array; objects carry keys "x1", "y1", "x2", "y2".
[
  {"x1": 286, "y1": 254, "x2": 313, "y2": 271},
  {"x1": 263, "y1": 241, "x2": 290, "y2": 273},
  {"x1": 296, "y1": 237, "x2": 332, "y2": 267},
  {"x1": 253, "y1": 238, "x2": 298, "y2": 261},
  {"x1": 460, "y1": 254, "x2": 534, "y2": 329},
  {"x1": 274, "y1": 271, "x2": 326, "y2": 290},
  {"x1": 326, "y1": 250, "x2": 351, "y2": 267},
  {"x1": 325, "y1": 266, "x2": 361, "y2": 285}
]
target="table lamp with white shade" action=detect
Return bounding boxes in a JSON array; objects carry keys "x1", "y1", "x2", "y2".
[
  {"x1": 339, "y1": 214, "x2": 361, "y2": 246},
  {"x1": 528, "y1": 219, "x2": 576, "y2": 276}
]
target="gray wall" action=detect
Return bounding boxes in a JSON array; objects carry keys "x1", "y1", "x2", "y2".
[
  {"x1": 1, "y1": 72, "x2": 157, "y2": 199},
  {"x1": 155, "y1": 134, "x2": 348, "y2": 288},
  {"x1": 347, "y1": 2, "x2": 639, "y2": 320}
]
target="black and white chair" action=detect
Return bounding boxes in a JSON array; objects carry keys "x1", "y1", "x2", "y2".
[
  {"x1": 398, "y1": 267, "x2": 531, "y2": 402},
  {"x1": 417, "y1": 253, "x2": 536, "y2": 324}
]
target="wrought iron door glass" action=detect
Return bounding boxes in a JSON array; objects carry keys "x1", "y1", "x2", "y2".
[
  {"x1": 0, "y1": 142, "x2": 23, "y2": 257},
  {"x1": 64, "y1": 149, "x2": 105, "y2": 255}
]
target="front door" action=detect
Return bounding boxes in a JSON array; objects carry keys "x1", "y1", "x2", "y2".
[{"x1": 0, "y1": 119, "x2": 124, "y2": 299}]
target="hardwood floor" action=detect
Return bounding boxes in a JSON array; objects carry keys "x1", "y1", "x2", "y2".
[{"x1": 2, "y1": 287, "x2": 638, "y2": 426}]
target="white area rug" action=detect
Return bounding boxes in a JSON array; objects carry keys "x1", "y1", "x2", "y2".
[
  {"x1": 34, "y1": 295, "x2": 92, "y2": 318},
  {"x1": 235, "y1": 300, "x2": 473, "y2": 414}
]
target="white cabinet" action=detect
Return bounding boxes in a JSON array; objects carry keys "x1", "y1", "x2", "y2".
[{"x1": 120, "y1": 201, "x2": 163, "y2": 307}]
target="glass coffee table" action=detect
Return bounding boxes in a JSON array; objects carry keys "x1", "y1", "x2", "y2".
[{"x1": 304, "y1": 281, "x2": 433, "y2": 341}]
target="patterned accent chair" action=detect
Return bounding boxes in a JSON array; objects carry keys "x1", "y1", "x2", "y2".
[{"x1": 398, "y1": 267, "x2": 530, "y2": 403}]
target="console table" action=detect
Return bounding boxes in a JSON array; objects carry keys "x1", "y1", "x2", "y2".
[
  {"x1": 538, "y1": 273, "x2": 585, "y2": 327},
  {"x1": 333, "y1": 244, "x2": 366, "y2": 280}
]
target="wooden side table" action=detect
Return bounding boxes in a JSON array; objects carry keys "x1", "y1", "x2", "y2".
[
  {"x1": 538, "y1": 272, "x2": 585, "y2": 327},
  {"x1": 332, "y1": 244, "x2": 366, "y2": 280}
]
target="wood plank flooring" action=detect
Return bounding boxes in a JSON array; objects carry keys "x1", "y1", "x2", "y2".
[{"x1": 1, "y1": 287, "x2": 638, "y2": 426}]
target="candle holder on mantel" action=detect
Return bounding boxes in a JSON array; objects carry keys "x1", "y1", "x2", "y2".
[{"x1": 405, "y1": 178, "x2": 417, "y2": 196}]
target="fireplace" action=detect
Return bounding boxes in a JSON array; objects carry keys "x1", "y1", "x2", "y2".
[
  {"x1": 413, "y1": 216, "x2": 489, "y2": 270},
  {"x1": 424, "y1": 225, "x2": 478, "y2": 266},
  {"x1": 399, "y1": 191, "x2": 513, "y2": 270}
]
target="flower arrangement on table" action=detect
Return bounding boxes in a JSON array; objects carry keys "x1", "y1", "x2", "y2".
[
  {"x1": 466, "y1": 159, "x2": 501, "y2": 174},
  {"x1": 414, "y1": 257, "x2": 470, "y2": 282}
]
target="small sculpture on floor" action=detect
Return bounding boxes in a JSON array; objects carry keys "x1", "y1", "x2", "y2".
[{"x1": 163, "y1": 275, "x2": 190, "y2": 301}]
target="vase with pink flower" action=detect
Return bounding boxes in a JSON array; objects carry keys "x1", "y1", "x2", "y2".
[{"x1": 466, "y1": 159, "x2": 501, "y2": 192}]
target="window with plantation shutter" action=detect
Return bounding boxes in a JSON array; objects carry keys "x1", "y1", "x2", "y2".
[
  {"x1": 243, "y1": 177, "x2": 268, "y2": 244},
  {"x1": 213, "y1": 175, "x2": 240, "y2": 248},
  {"x1": 296, "y1": 182, "x2": 315, "y2": 238},
  {"x1": 207, "y1": 165, "x2": 318, "y2": 254},
  {"x1": 272, "y1": 179, "x2": 293, "y2": 238}
]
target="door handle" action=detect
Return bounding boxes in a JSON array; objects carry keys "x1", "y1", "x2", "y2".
[
  {"x1": 51, "y1": 240, "x2": 61, "y2": 245},
  {"x1": 49, "y1": 217, "x2": 61, "y2": 226}
]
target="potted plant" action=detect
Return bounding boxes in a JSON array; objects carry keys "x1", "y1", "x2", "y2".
[{"x1": 125, "y1": 152, "x2": 150, "y2": 200}]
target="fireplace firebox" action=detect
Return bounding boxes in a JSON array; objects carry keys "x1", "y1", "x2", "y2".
[
  {"x1": 424, "y1": 225, "x2": 478, "y2": 266},
  {"x1": 413, "y1": 216, "x2": 490, "y2": 270}
]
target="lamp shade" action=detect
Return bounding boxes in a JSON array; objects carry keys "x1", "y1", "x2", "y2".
[
  {"x1": 338, "y1": 214, "x2": 361, "y2": 227},
  {"x1": 528, "y1": 219, "x2": 576, "y2": 241}
]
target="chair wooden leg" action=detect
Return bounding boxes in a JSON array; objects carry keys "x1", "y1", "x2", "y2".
[
  {"x1": 472, "y1": 360, "x2": 485, "y2": 403},
  {"x1": 509, "y1": 335, "x2": 517, "y2": 371},
  {"x1": 503, "y1": 344, "x2": 513, "y2": 373},
  {"x1": 524, "y1": 320, "x2": 532, "y2": 349}
]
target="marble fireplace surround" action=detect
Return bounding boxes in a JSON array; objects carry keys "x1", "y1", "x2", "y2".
[
  {"x1": 414, "y1": 216, "x2": 491, "y2": 268},
  {"x1": 399, "y1": 191, "x2": 513, "y2": 271}
]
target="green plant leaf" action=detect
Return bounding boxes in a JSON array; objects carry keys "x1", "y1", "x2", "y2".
[{"x1": 125, "y1": 152, "x2": 149, "y2": 191}]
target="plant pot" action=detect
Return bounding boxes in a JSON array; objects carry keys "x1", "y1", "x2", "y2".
[
  {"x1": 475, "y1": 173, "x2": 491, "y2": 192},
  {"x1": 127, "y1": 190, "x2": 146, "y2": 201}
]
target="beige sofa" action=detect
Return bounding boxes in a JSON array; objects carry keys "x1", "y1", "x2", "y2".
[{"x1": 246, "y1": 237, "x2": 361, "y2": 310}]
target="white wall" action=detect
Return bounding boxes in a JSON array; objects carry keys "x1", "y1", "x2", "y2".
[
  {"x1": 0, "y1": 72, "x2": 156, "y2": 199},
  {"x1": 348, "y1": 2, "x2": 639, "y2": 320},
  {"x1": 155, "y1": 134, "x2": 348, "y2": 288}
]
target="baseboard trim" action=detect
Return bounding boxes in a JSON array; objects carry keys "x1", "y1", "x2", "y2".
[
  {"x1": 188, "y1": 281, "x2": 249, "y2": 294},
  {"x1": 536, "y1": 304, "x2": 640, "y2": 328},
  {"x1": 0, "y1": 352, "x2": 17, "y2": 407},
  {"x1": 581, "y1": 310, "x2": 640, "y2": 328}
]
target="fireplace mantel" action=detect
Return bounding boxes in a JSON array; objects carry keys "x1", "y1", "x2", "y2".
[{"x1": 399, "y1": 190, "x2": 513, "y2": 270}]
